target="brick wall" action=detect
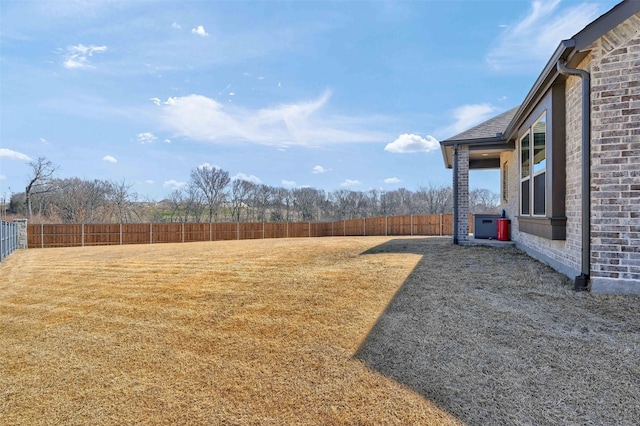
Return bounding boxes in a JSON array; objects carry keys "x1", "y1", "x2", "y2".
[
  {"x1": 455, "y1": 145, "x2": 469, "y2": 242},
  {"x1": 589, "y1": 13, "x2": 640, "y2": 293},
  {"x1": 499, "y1": 14, "x2": 640, "y2": 293}
]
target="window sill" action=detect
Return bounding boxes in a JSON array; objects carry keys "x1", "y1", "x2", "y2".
[{"x1": 518, "y1": 216, "x2": 566, "y2": 240}]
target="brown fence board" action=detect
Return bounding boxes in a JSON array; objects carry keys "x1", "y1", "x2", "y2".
[
  {"x1": 27, "y1": 224, "x2": 42, "y2": 248},
  {"x1": 287, "y1": 222, "x2": 310, "y2": 238},
  {"x1": 387, "y1": 216, "x2": 412, "y2": 235},
  {"x1": 39, "y1": 224, "x2": 83, "y2": 248},
  {"x1": 344, "y1": 219, "x2": 365, "y2": 236},
  {"x1": 152, "y1": 223, "x2": 183, "y2": 244},
  {"x1": 85, "y1": 224, "x2": 121, "y2": 245},
  {"x1": 365, "y1": 217, "x2": 386, "y2": 236},
  {"x1": 185, "y1": 223, "x2": 211, "y2": 242},
  {"x1": 25, "y1": 214, "x2": 467, "y2": 249},
  {"x1": 214, "y1": 223, "x2": 238, "y2": 241},
  {"x1": 122, "y1": 224, "x2": 151, "y2": 244},
  {"x1": 412, "y1": 214, "x2": 438, "y2": 236}
]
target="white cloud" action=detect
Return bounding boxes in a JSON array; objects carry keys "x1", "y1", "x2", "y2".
[
  {"x1": 102, "y1": 155, "x2": 117, "y2": 163},
  {"x1": 39, "y1": 138, "x2": 48, "y2": 144},
  {"x1": 137, "y1": 132, "x2": 157, "y2": 144},
  {"x1": 145, "y1": 180, "x2": 155, "y2": 184},
  {"x1": 0, "y1": 148, "x2": 31, "y2": 161},
  {"x1": 341, "y1": 179, "x2": 361, "y2": 187},
  {"x1": 0, "y1": 174, "x2": 6, "y2": 181},
  {"x1": 172, "y1": 22, "x2": 181, "y2": 29},
  {"x1": 281, "y1": 179, "x2": 297, "y2": 188},
  {"x1": 61, "y1": 44, "x2": 107, "y2": 70},
  {"x1": 164, "y1": 138, "x2": 171, "y2": 144},
  {"x1": 150, "y1": 97, "x2": 162, "y2": 106},
  {"x1": 440, "y1": 103, "x2": 498, "y2": 137},
  {"x1": 385, "y1": 134, "x2": 439, "y2": 154},
  {"x1": 384, "y1": 177, "x2": 402, "y2": 184},
  {"x1": 158, "y1": 90, "x2": 387, "y2": 147},
  {"x1": 163, "y1": 180, "x2": 187, "y2": 190},
  {"x1": 312, "y1": 165, "x2": 330, "y2": 174},
  {"x1": 486, "y1": 0, "x2": 600, "y2": 72},
  {"x1": 191, "y1": 25, "x2": 209, "y2": 37},
  {"x1": 233, "y1": 173, "x2": 262, "y2": 184}
]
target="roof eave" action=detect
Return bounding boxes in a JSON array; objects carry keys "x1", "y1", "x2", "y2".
[{"x1": 503, "y1": 39, "x2": 575, "y2": 140}]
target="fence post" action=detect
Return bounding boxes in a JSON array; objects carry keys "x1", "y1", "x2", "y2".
[
  {"x1": 210, "y1": 222, "x2": 213, "y2": 242},
  {"x1": 82, "y1": 223, "x2": 85, "y2": 247},
  {"x1": 150, "y1": 223, "x2": 153, "y2": 244},
  {"x1": 286, "y1": 222, "x2": 289, "y2": 238},
  {"x1": 440, "y1": 214, "x2": 443, "y2": 236},
  {"x1": 41, "y1": 223, "x2": 44, "y2": 248},
  {"x1": 363, "y1": 218, "x2": 366, "y2": 236},
  {"x1": 263, "y1": 222, "x2": 265, "y2": 239},
  {"x1": 385, "y1": 216, "x2": 388, "y2": 236},
  {"x1": 182, "y1": 222, "x2": 185, "y2": 243},
  {"x1": 411, "y1": 215, "x2": 414, "y2": 236},
  {"x1": 237, "y1": 222, "x2": 239, "y2": 240},
  {"x1": 120, "y1": 223, "x2": 123, "y2": 245},
  {"x1": 308, "y1": 222, "x2": 311, "y2": 238}
]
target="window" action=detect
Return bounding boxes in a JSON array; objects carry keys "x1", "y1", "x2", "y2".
[
  {"x1": 520, "y1": 112, "x2": 546, "y2": 216},
  {"x1": 516, "y1": 87, "x2": 566, "y2": 241}
]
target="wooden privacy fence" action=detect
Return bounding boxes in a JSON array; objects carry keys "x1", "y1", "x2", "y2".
[{"x1": 27, "y1": 214, "x2": 473, "y2": 249}]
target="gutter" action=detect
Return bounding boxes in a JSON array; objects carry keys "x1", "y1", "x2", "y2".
[{"x1": 557, "y1": 60, "x2": 591, "y2": 291}]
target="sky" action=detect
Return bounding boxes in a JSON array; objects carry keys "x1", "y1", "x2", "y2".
[{"x1": 0, "y1": 0, "x2": 620, "y2": 202}]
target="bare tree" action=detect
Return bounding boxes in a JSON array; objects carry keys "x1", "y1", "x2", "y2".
[
  {"x1": 55, "y1": 178, "x2": 110, "y2": 223},
  {"x1": 25, "y1": 157, "x2": 58, "y2": 219},
  {"x1": 107, "y1": 180, "x2": 138, "y2": 223},
  {"x1": 415, "y1": 184, "x2": 453, "y2": 214},
  {"x1": 470, "y1": 188, "x2": 499, "y2": 213},
  {"x1": 184, "y1": 182, "x2": 206, "y2": 222},
  {"x1": 230, "y1": 179, "x2": 255, "y2": 222},
  {"x1": 190, "y1": 165, "x2": 230, "y2": 222},
  {"x1": 252, "y1": 184, "x2": 273, "y2": 222},
  {"x1": 293, "y1": 187, "x2": 325, "y2": 221},
  {"x1": 166, "y1": 189, "x2": 185, "y2": 223}
]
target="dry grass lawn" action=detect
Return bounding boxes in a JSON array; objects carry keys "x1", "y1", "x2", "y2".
[{"x1": 0, "y1": 237, "x2": 462, "y2": 425}]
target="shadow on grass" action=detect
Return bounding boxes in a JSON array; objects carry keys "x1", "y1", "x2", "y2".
[{"x1": 355, "y1": 237, "x2": 640, "y2": 426}]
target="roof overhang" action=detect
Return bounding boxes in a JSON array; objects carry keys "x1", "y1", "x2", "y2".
[
  {"x1": 504, "y1": 0, "x2": 640, "y2": 140},
  {"x1": 440, "y1": 137, "x2": 515, "y2": 169}
]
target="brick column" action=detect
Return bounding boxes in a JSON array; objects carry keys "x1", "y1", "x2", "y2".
[
  {"x1": 455, "y1": 145, "x2": 470, "y2": 243},
  {"x1": 14, "y1": 219, "x2": 28, "y2": 249}
]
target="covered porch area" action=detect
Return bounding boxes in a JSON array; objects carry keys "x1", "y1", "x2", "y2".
[{"x1": 440, "y1": 107, "x2": 518, "y2": 244}]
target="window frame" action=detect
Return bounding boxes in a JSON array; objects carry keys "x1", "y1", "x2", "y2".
[{"x1": 515, "y1": 86, "x2": 566, "y2": 240}]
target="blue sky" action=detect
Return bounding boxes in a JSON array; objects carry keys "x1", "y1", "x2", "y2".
[{"x1": 0, "y1": 0, "x2": 619, "y2": 201}]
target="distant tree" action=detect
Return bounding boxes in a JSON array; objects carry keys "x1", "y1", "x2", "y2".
[
  {"x1": 293, "y1": 187, "x2": 324, "y2": 221},
  {"x1": 469, "y1": 188, "x2": 499, "y2": 213},
  {"x1": 166, "y1": 189, "x2": 185, "y2": 223},
  {"x1": 230, "y1": 179, "x2": 255, "y2": 222},
  {"x1": 24, "y1": 157, "x2": 58, "y2": 219},
  {"x1": 185, "y1": 182, "x2": 206, "y2": 222},
  {"x1": 415, "y1": 184, "x2": 453, "y2": 214},
  {"x1": 107, "y1": 180, "x2": 138, "y2": 223},
  {"x1": 55, "y1": 178, "x2": 110, "y2": 223},
  {"x1": 190, "y1": 165, "x2": 230, "y2": 222},
  {"x1": 252, "y1": 184, "x2": 273, "y2": 222}
]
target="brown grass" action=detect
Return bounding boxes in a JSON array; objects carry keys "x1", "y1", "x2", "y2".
[{"x1": 0, "y1": 237, "x2": 462, "y2": 425}]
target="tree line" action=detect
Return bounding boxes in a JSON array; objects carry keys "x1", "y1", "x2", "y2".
[{"x1": 5, "y1": 157, "x2": 499, "y2": 224}]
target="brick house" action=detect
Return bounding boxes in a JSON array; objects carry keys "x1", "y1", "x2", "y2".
[{"x1": 440, "y1": 0, "x2": 640, "y2": 294}]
